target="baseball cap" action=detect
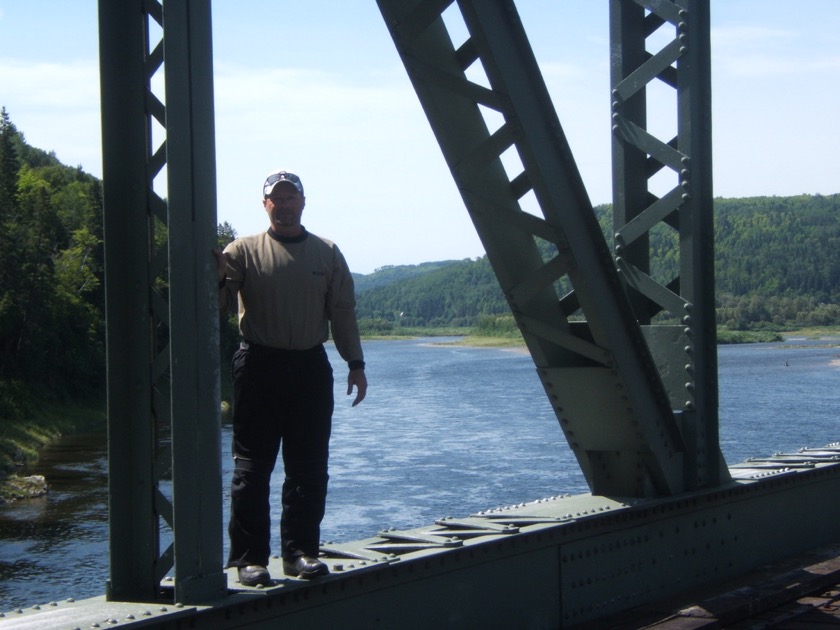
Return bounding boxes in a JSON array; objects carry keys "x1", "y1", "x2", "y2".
[{"x1": 263, "y1": 170, "x2": 304, "y2": 197}]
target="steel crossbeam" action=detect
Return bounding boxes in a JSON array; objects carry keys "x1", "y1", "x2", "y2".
[{"x1": 376, "y1": 0, "x2": 720, "y2": 497}]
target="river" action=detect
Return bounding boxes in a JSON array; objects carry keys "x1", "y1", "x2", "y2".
[{"x1": 1, "y1": 337, "x2": 838, "y2": 610}]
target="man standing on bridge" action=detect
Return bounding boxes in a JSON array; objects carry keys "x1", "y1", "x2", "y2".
[{"x1": 215, "y1": 169, "x2": 367, "y2": 585}]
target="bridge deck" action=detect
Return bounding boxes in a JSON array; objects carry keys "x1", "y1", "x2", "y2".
[
  {"x1": 591, "y1": 544, "x2": 840, "y2": 629},
  {"x1": 3, "y1": 450, "x2": 840, "y2": 628},
  {"x1": 4, "y1": 545, "x2": 840, "y2": 629}
]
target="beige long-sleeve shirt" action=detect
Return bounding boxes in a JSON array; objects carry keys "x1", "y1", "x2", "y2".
[{"x1": 219, "y1": 228, "x2": 364, "y2": 367}]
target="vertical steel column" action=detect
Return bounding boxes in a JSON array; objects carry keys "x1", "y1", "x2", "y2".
[
  {"x1": 163, "y1": 1, "x2": 227, "y2": 604},
  {"x1": 609, "y1": 0, "x2": 725, "y2": 488},
  {"x1": 99, "y1": 0, "x2": 159, "y2": 602},
  {"x1": 681, "y1": 1, "x2": 721, "y2": 487},
  {"x1": 98, "y1": 0, "x2": 225, "y2": 603}
]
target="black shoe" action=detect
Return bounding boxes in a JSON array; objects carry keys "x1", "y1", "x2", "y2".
[
  {"x1": 238, "y1": 565, "x2": 271, "y2": 587},
  {"x1": 283, "y1": 556, "x2": 329, "y2": 579}
]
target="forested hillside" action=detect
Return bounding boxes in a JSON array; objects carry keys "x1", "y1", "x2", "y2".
[
  {"x1": 356, "y1": 194, "x2": 840, "y2": 332},
  {"x1": 0, "y1": 109, "x2": 104, "y2": 412},
  {"x1": 713, "y1": 195, "x2": 840, "y2": 328},
  {"x1": 353, "y1": 261, "x2": 461, "y2": 293},
  {"x1": 1, "y1": 108, "x2": 839, "y2": 412},
  {"x1": 356, "y1": 258, "x2": 503, "y2": 328}
]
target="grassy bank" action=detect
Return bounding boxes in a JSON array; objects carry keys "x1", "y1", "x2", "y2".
[
  {"x1": 361, "y1": 326, "x2": 472, "y2": 340},
  {"x1": 717, "y1": 329, "x2": 783, "y2": 344},
  {"x1": 782, "y1": 326, "x2": 840, "y2": 339},
  {"x1": 440, "y1": 335, "x2": 527, "y2": 348},
  {"x1": 364, "y1": 325, "x2": 840, "y2": 348},
  {"x1": 0, "y1": 396, "x2": 105, "y2": 502}
]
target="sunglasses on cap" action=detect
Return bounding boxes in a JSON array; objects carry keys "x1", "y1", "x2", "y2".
[{"x1": 263, "y1": 171, "x2": 303, "y2": 196}]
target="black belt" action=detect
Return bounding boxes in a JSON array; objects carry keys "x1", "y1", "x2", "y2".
[{"x1": 240, "y1": 340, "x2": 324, "y2": 357}]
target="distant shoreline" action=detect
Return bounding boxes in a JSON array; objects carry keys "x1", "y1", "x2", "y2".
[{"x1": 363, "y1": 327, "x2": 840, "y2": 348}]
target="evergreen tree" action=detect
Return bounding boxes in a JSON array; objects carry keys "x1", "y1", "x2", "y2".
[
  {"x1": 0, "y1": 107, "x2": 20, "y2": 214},
  {"x1": 0, "y1": 108, "x2": 23, "y2": 378},
  {"x1": 0, "y1": 112, "x2": 105, "y2": 395},
  {"x1": 217, "y1": 220, "x2": 237, "y2": 248}
]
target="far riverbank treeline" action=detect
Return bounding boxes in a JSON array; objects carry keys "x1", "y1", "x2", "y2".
[
  {"x1": 1, "y1": 110, "x2": 839, "y2": 469},
  {"x1": 353, "y1": 194, "x2": 840, "y2": 334}
]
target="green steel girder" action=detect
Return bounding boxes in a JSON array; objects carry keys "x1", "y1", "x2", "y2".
[
  {"x1": 609, "y1": 0, "x2": 726, "y2": 490},
  {"x1": 99, "y1": 0, "x2": 225, "y2": 604},
  {"x1": 376, "y1": 0, "x2": 713, "y2": 497},
  {"x1": 13, "y1": 452, "x2": 840, "y2": 628},
  {"x1": 99, "y1": 0, "x2": 159, "y2": 602}
]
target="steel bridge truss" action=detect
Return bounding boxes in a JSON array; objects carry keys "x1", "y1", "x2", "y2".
[
  {"x1": 98, "y1": 0, "x2": 725, "y2": 608},
  {"x1": 376, "y1": 0, "x2": 725, "y2": 498}
]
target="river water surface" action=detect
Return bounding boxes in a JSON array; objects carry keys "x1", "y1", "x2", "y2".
[{"x1": 1, "y1": 337, "x2": 838, "y2": 610}]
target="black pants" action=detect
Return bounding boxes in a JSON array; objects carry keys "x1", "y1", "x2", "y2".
[{"x1": 226, "y1": 343, "x2": 334, "y2": 568}]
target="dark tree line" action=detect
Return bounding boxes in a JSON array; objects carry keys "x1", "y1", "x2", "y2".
[
  {"x1": 0, "y1": 108, "x2": 105, "y2": 407},
  {"x1": 0, "y1": 111, "x2": 245, "y2": 412}
]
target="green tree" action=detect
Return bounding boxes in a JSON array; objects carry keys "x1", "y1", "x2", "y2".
[
  {"x1": 0, "y1": 113, "x2": 105, "y2": 396},
  {"x1": 0, "y1": 107, "x2": 19, "y2": 213},
  {"x1": 217, "y1": 220, "x2": 237, "y2": 249},
  {"x1": 217, "y1": 222, "x2": 240, "y2": 373},
  {"x1": 0, "y1": 108, "x2": 23, "y2": 379}
]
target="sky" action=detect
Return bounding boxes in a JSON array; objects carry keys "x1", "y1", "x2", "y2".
[{"x1": 1, "y1": 2, "x2": 838, "y2": 275}]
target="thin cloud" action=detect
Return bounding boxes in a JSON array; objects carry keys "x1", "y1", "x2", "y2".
[
  {"x1": 711, "y1": 25, "x2": 837, "y2": 77},
  {"x1": 0, "y1": 57, "x2": 101, "y2": 173},
  {"x1": 712, "y1": 25, "x2": 795, "y2": 47},
  {"x1": 214, "y1": 63, "x2": 424, "y2": 146},
  {"x1": 0, "y1": 58, "x2": 99, "y2": 108}
]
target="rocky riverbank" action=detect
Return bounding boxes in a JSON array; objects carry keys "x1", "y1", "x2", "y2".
[
  {"x1": 0, "y1": 397, "x2": 105, "y2": 503},
  {"x1": 1, "y1": 473, "x2": 48, "y2": 503}
]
